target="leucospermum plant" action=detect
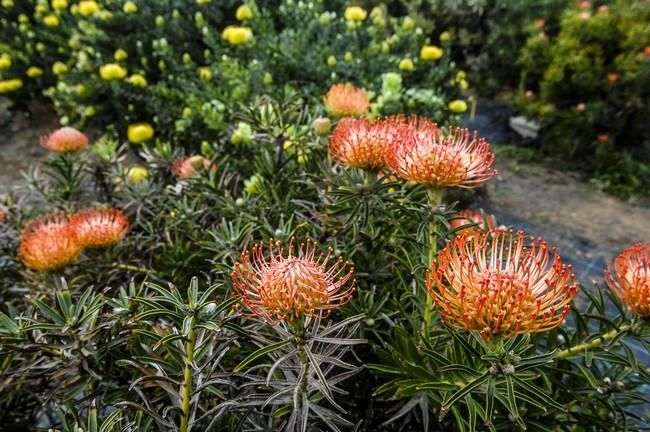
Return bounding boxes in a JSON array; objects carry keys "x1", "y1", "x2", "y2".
[{"x1": 231, "y1": 238, "x2": 364, "y2": 431}]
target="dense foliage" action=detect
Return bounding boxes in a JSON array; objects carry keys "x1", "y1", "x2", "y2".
[
  {"x1": 0, "y1": 1, "x2": 649, "y2": 432},
  {"x1": 517, "y1": 0, "x2": 650, "y2": 197}
]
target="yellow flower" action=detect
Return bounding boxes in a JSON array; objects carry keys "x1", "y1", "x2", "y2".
[
  {"x1": 84, "y1": 106, "x2": 96, "y2": 117},
  {"x1": 344, "y1": 6, "x2": 367, "y2": 22},
  {"x1": 51, "y1": 0, "x2": 68, "y2": 10},
  {"x1": 402, "y1": 16, "x2": 415, "y2": 31},
  {"x1": 127, "y1": 74, "x2": 147, "y2": 87},
  {"x1": 2, "y1": 0, "x2": 14, "y2": 8},
  {"x1": 127, "y1": 123, "x2": 154, "y2": 143},
  {"x1": 398, "y1": 58, "x2": 414, "y2": 71},
  {"x1": 52, "y1": 62, "x2": 68, "y2": 75},
  {"x1": 456, "y1": 70, "x2": 466, "y2": 81},
  {"x1": 126, "y1": 165, "x2": 148, "y2": 183},
  {"x1": 18, "y1": 14, "x2": 28, "y2": 23},
  {"x1": 123, "y1": 1, "x2": 137, "y2": 14},
  {"x1": 420, "y1": 45, "x2": 443, "y2": 61},
  {"x1": 448, "y1": 99, "x2": 468, "y2": 113},
  {"x1": 344, "y1": 51, "x2": 353, "y2": 62},
  {"x1": 459, "y1": 79, "x2": 469, "y2": 90},
  {"x1": 440, "y1": 31, "x2": 451, "y2": 42},
  {"x1": 235, "y1": 4, "x2": 253, "y2": 21},
  {"x1": 222, "y1": 26, "x2": 253, "y2": 45},
  {"x1": 114, "y1": 49, "x2": 128, "y2": 61},
  {"x1": 27, "y1": 66, "x2": 44, "y2": 77},
  {"x1": 327, "y1": 55, "x2": 337, "y2": 67},
  {"x1": 0, "y1": 54, "x2": 11, "y2": 70},
  {"x1": 43, "y1": 14, "x2": 60, "y2": 27},
  {"x1": 78, "y1": 0, "x2": 100, "y2": 16},
  {"x1": 198, "y1": 66, "x2": 212, "y2": 81},
  {"x1": 99, "y1": 63, "x2": 127, "y2": 80},
  {"x1": 0, "y1": 78, "x2": 23, "y2": 93},
  {"x1": 196, "y1": 0, "x2": 210, "y2": 4}
]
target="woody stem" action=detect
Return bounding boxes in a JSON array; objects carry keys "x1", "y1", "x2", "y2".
[
  {"x1": 423, "y1": 187, "x2": 443, "y2": 334},
  {"x1": 555, "y1": 323, "x2": 632, "y2": 360}
]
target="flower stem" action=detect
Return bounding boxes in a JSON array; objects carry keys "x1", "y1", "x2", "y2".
[
  {"x1": 293, "y1": 322, "x2": 310, "y2": 425},
  {"x1": 423, "y1": 187, "x2": 443, "y2": 335},
  {"x1": 555, "y1": 323, "x2": 632, "y2": 360},
  {"x1": 180, "y1": 318, "x2": 197, "y2": 432}
]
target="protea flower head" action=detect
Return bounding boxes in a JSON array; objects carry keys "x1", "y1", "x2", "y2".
[
  {"x1": 18, "y1": 213, "x2": 82, "y2": 271},
  {"x1": 427, "y1": 229, "x2": 578, "y2": 341},
  {"x1": 329, "y1": 116, "x2": 406, "y2": 171},
  {"x1": 605, "y1": 243, "x2": 650, "y2": 317},
  {"x1": 450, "y1": 209, "x2": 500, "y2": 236},
  {"x1": 171, "y1": 155, "x2": 214, "y2": 178},
  {"x1": 231, "y1": 238, "x2": 356, "y2": 323},
  {"x1": 40, "y1": 127, "x2": 89, "y2": 153},
  {"x1": 323, "y1": 83, "x2": 370, "y2": 118},
  {"x1": 386, "y1": 117, "x2": 497, "y2": 188},
  {"x1": 70, "y1": 208, "x2": 129, "y2": 248}
]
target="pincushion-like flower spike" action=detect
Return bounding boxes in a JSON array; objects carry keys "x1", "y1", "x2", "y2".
[
  {"x1": 40, "y1": 127, "x2": 89, "y2": 153},
  {"x1": 427, "y1": 229, "x2": 578, "y2": 341},
  {"x1": 231, "y1": 238, "x2": 356, "y2": 323},
  {"x1": 70, "y1": 208, "x2": 129, "y2": 248},
  {"x1": 18, "y1": 213, "x2": 82, "y2": 271},
  {"x1": 329, "y1": 116, "x2": 407, "y2": 171},
  {"x1": 171, "y1": 155, "x2": 215, "y2": 178},
  {"x1": 386, "y1": 117, "x2": 497, "y2": 188},
  {"x1": 323, "y1": 83, "x2": 370, "y2": 118},
  {"x1": 605, "y1": 242, "x2": 650, "y2": 317},
  {"x1": 451, "y1": 209, "x2": 500, "y2": 236}
]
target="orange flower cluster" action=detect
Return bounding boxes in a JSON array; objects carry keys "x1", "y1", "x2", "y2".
[
  {"x1": 71, "y1": 208, "x2": 130, "y2": 248},
  {"x1": 18, "y1": 208, "x2": 129, "y2": 271},
  {"x1": 40, "y1": 127, "x2": 89, "y2": 153},
  {"x1": 323, "y1": 83, "x2": 370, "y2": 118},
  {"x1": 386, "y1": 119, "x2": 497, "y2": 188},
  {"x1": 427, "y1": 230, "x2": 578, "y2": 341},
  {"x1": 329, "y1": 117, "x2": 404, "y2": 171},
  {"x1": 450, "y1": 209, "x2": 500, "y2": 236},
  {"x1": 231, "y1": 238, "x2": 355, "y2": 323},
  {"x1": 605, "y1": 243, "x2": 650, "y2": 317},
  {"x1": 328, "y1": 114, "x2": 497, "y2": 189},
  {"x1": 18, "y1": 213, "x2": 82, "y2": 272},
  {"x1": 171, "y1": 155, "x2": 215, "y2": 178}
]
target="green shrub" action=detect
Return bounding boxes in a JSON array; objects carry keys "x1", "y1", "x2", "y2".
[{"x1": 517, "y1": 0, "x2": 650, "y2": 197}]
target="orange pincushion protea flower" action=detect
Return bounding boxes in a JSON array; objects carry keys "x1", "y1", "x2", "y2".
[
  {"x1": 329, "y1": 117, "x2": 405, "y2": 171},
  {"x1": 323, "y1": 83, "x2": 370, "y2": 118},
  {"x1": 427, "y1": 230, "x2": 578, "y2": 341},
  {"x1": 171, "y1": 155, "x2": 214, "y2": 178},
  {"x1": 605, "y1": 243, "x2": 650, "y2": 317},
  {"x1": 70, "y1": 208, "x2": 129, "y2": 248},
  {"x1": 40, "y1": 127, "x2": 89, "y2": 153},
  {"x1": 451, "y1": 209, "x2": 499, "y2": 235},
  {"x1": 231, "y1": 238, "x2": 356, "y2": 323},
  {"x1": 386, "y1": 117, "x2": 497, "y2": 188},
  {"x1": 18, "y1": 213, "x2": 82, "y2": 271}
]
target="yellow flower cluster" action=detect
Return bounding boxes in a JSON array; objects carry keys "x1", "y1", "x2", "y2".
[
  {"x1": 27, "y1": 66, "x2": 44, "y2": 77},
  {"x1": 344, "y1": 6, "x2": 367, "y2": 22},
  {"x1": 222, "y1": 26, "x2": 253, "y2": 45},
  {"x1": 127, "y1": 74, "x2": 147, "y2": 87},
  {"x1": 51, "y1": 0, "x2": 68, "y2": 10},
  {"x1": 0, "y1": 78, "x2": 23, "y2": 93},
  {"x1": 420, "y1": 45, "x2": 443, "y2": 61},
  {"x1": 127, "y1": 123, "x2": 154, "y2": 143},
  {"x1": 0, "y1": 54, "x2": 11, "y2": 69},
  {"x1": 236, "y1": 4, "x2": 253, "y2": 21},
  {"x1": 448, "y1": 99, "x2": 468, "y2": 113},
  {"x1": 99, "y1": 64, "x2": 127, "y2": 80},
  {"x1": 78, "y1": 0, "x2": 99, "y2": 16}
]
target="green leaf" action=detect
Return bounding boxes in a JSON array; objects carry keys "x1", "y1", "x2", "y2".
[
  {"x1": 234, "y1": 339, "x2": 292, "y2": 373},
  {"x1": 441, "y1": 370, "x2": 491, "y2": 413}
]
